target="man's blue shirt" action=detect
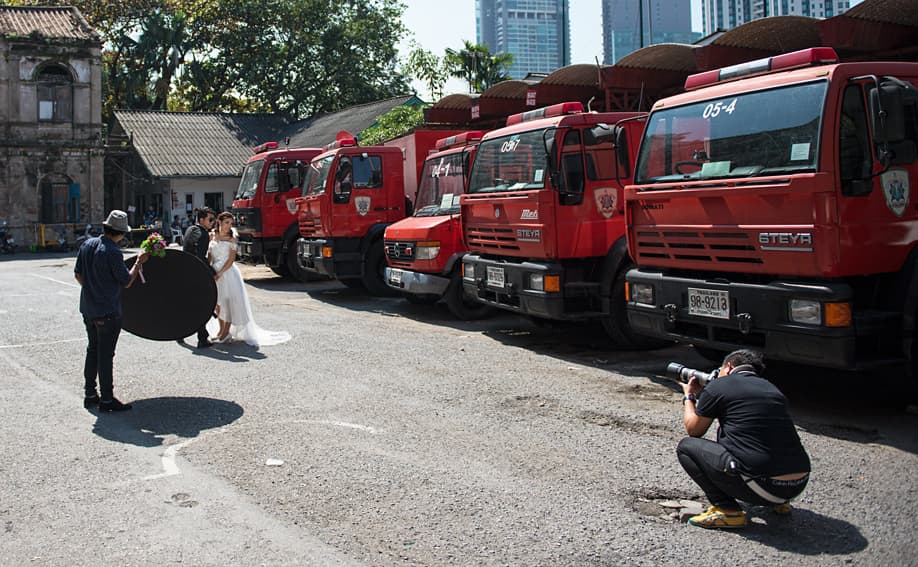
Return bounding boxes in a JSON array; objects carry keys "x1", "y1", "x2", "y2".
[{"x1": 75, "y1": 236, "x2": 131, "y2": 319}]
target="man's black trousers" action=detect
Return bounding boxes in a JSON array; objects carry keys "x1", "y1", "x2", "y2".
[{"x1": 83, "y1": 315, "x2": 122, "y2": 400}]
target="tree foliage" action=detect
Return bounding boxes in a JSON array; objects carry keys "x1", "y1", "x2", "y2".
[
  {"x1": 358, "y1": 104, "x2": 425, "y2": 146},
  {"x1": 444, "y1": 40, "x2": 513, "y2": 93},
  {"x1": 8, "y1": 0, "x2": 411, "y2": 122},
  {"x1": 404, "y1": 42, "x2": 448, "y2": 101}
]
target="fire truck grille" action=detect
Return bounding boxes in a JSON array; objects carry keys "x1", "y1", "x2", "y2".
[
  {"x1": 465, "y1": 225, "x2": 520, "y2": 251},
  {"x1": 385, "y1": 241, "x2": 415, "y2": 261},
  {"x1": 299, "y1": 219, "x2": 318, "y2": 236},
  {"x1": 633, "y1": 231, "x2": 761, "y2": 264}
]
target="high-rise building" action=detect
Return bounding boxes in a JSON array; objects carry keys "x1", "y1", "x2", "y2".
[
  {"x1": 602, "y1": 0, "x2": 697, "y2": 64},
  {"x1": 701, "y1": 0, "x2": 851, "y2": 35},
  {"x1": 476, "y1": 0, "x2": 570, "y2": 80}
]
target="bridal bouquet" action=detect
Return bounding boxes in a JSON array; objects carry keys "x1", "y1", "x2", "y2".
[{"x1": 141, "y1": 232, "x2": 167, "y2": 258}]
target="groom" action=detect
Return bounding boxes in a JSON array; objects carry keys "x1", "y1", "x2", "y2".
[{"x1": 180, "y1": 206, "x2": 216, "y2": 348}]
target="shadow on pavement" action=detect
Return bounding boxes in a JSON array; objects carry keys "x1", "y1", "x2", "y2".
[
  {"x1": 174, "y1": 338, "x2": 267, "y2": 361},
  {"x1": 737, "y1": 506, "x2": 868, "y2": 555},
  {"x1": 91, "y1": 396, "x2": 244, "y2": 447}
]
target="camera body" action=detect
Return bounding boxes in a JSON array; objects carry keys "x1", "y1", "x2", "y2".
[{"x1": 666, "y1": 362, "x2": 718, "y2": 387}]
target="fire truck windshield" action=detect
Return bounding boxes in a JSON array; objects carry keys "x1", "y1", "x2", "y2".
[
  {"x1": 634, "y1": 80, "x2": 828, "y2": 185},
  {"x1": 468, "y1": 130, "x2": 548, "y2": 194},
  {"x1": 235, "y1": 159, "x2": 264, "y2": 200},
  {"x1": 414, "y1": 152, "x2": 467, "y2": 216},
  {"x1": 303, "y1": 155, "x2": 335, "y2": 196}
]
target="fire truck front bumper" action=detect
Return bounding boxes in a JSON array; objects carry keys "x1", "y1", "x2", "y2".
[
  {"x1": 624, "y1": 268, "x2": 874, "y2": 370},
  {"x1": 461, "y1": 254, "x2": 568, "y2": 320},
  {"x1": 385, "y1": 267, "x2": 450, "y2": 296},
  {"x1": 296, "y1": 238, "x2": 336, "y2": 278},
  {"x1": 235, "y1": 234, "x2": 263, "y2": 260}
]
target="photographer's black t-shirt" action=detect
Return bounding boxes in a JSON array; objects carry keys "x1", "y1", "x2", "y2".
[{"x1": 695, "y1": 372, "x2": 810, "y2": 477}]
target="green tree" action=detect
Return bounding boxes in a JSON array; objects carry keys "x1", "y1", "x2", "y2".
[
  {"x1": 444, "y1": 40, "x2": 513, "y2": 93},
  {"x1": 358, "y1": 104, "x2": 426, "y2": 146},
  {"x1": 404, "y1": 43, "x2": 448, "y2": 101}
]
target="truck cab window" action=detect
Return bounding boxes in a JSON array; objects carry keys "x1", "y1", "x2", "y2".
[
  {"x1": 560, "y1": 129, "x2": 585, "y2": 204},
  {"x1": 265, "y1": 163, "x2": 279, "y2": 193},
  {"x1": 352, "y1": 155, "x2": 384, "y2": 188},
  {"x1": 839, "y1": 85, "x2": 872, "y2": 190}
]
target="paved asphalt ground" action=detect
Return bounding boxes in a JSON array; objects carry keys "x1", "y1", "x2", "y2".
[{"x1": 0, "y1": 250, "x2": 916, "y2": 566}]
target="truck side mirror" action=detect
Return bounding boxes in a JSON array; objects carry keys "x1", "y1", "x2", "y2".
[
  {"x1": 870, "y1": 84, "x2": 906, "y2": 145},
  {"x1": 614, "y1": 126, "x2": 630, "y2": 174},
  {"x1": 543, "y1": 129, "x2": 561, "y2": 190}
]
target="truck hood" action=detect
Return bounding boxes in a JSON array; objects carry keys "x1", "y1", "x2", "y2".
[{"x1": 385, "y1": 215, "x2": 455, "y2": 240}]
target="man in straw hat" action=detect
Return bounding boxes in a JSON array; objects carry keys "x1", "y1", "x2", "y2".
[{"x1": 74, "y1": 210, "x2": 149, "y2": 412}]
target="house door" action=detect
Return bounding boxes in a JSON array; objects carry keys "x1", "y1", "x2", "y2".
[{"x1": 204, "y1": 192, "x2": 224, "y2": 212}]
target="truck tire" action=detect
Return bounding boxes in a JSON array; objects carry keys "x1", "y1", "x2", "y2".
[
  {"x1": 285, "y1": 242, "x2": 324, "y2": 282},
  {"x1": 340, "y1": 278, "x2": 366, "y2": 291},
  {"x1": 602, "y1": 268, "x2": 670, "y2": 350},
  {"x1": 445, "y1": 270, "x2": 494, "y2": 320},
  {"x1": 361, "y1": 242, "x2": 395, "y2": 297},
  {"x1": 693, "y1": 346, "x2": 728, "y2": 364},
  {"x1": 271, "y1": 262, "x2": 291, "y2": 277}
]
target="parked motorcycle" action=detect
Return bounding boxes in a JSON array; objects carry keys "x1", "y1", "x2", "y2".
[
  {"x1": 75, "y1": 223, "x2": 101, "y2": 247},
  {"x1": 0, "y1": 220, "x2": 16, "y2": 254},
  {"x1": 46, "y1": 225, "x2": 70, "y2": 252}
]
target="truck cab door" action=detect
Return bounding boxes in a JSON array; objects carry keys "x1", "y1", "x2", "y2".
[{"x1": 333, "y1": 153, "x2": 389, "y2": 236}]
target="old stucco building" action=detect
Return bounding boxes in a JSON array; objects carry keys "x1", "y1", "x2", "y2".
[{"x1": 0, "y1": 6, "x2": 102, "y2": 246}]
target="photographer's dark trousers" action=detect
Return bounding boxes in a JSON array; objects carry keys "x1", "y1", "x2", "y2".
[
  {"x1": 83, "y1": 315, "x2": 122, "y2": 400},
  {"x1": 677, "y1": 437, "x2": 808, "y2": 509}
]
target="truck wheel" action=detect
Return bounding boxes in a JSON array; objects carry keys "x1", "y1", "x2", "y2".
[
  {"x1": 340, "y1": 278, "x2": 366, "y2": 291},
  {"x1": 270, "y1": 265, "x2": 290, "y2": 277},
  {"x1": 602, "y1": 268, "x2": 670, "y2": 350},
  {"x1": 445, "y1": 270, "x2": 494, "y2": 320},
  {"x1": 361, "y1": 242, "x2": 395, "y2": 297},
  {"x1": 693, "y1": 346, "x2": 728, "y2": 364}
]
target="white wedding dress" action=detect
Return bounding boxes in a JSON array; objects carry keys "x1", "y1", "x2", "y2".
[{"x1": 207, "y1": 238, "x2": 291, "y2": 347}]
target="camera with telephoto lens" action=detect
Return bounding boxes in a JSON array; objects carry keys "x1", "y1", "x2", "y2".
[{"x1": 666, "y1": 362, "x2": 718, "y2": 387}]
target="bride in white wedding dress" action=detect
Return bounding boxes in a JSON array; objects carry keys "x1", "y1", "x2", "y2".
[{"x1": 207, "y1": 212, "x2": 291, "y2": 347}]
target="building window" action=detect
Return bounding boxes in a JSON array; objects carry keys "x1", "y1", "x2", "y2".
[{"x1": 36, "y1": 64, "x2": 73, "y2": 123}]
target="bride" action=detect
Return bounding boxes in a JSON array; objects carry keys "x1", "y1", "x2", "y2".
[{"x1": 207, "y1": 212, "x2": 290, "y2": 347}]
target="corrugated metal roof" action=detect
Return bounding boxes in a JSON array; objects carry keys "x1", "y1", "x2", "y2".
[
  {"x1": 113, "y1": 111, "x2": 287, "y2": 178},
  {"x1": 0, "y1": 6, "x2": 99, "y2": 43},
  {"x1": 282, "y1": 95, "x2": 421, "y2": 148}
]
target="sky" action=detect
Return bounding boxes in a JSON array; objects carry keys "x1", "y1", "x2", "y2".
[{"x1": 398, "y1": 0, "x2": 705, "y2": 99}]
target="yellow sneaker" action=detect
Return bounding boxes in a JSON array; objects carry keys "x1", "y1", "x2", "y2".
[
  {"x1": 772, "y1": 502, "x2": 792, "y2": 515},
  {"x1": 687, "y1": 506, "x2": 748, "y2": 529}
]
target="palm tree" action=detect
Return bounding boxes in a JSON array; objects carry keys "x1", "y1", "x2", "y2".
[{"x1": 444, "y1": 40, "x2": 513, "y2": 93}]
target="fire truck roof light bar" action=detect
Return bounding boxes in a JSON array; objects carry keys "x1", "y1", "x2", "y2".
[
  {"x1": 435, "y1": 131, "x2": 484, "y2": 151},
  {"x1": 323, "y1": 137, "x2": 357, "y2": 151},
  {"x1": 684, "y1": 47, "x2": 839, "y2": 91},
  {"x1": 253, "y1": 141, "x2": 279, "y2": 154},
  {"x1": 506, "y1": 101, "x2": 584, "y2": 126}
]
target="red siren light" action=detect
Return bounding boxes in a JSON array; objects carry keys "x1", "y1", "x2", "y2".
[
  {"x1": 323, "y1": 130, "x2": 358, "y2": 152},
  {"x1": 435, "y1": 130, "x2": 484, "y2": 151},
  {"x1": 684, "y1": 47, "x2": 839, "y2": 91},
  {"x1": 253, "y1": 141, "x2": 279, "y2": 154},
  {"x1": 506, "y1": 102, "x2": 584, "y2": 127}
]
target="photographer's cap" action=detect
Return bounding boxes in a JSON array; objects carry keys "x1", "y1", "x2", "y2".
[{"x1": 102, "y1": 210, "x2": 131, "y2": 233}]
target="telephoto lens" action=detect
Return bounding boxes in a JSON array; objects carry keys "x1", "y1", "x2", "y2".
[{"x1": 666, "y1": 362, "x2": 717, "y2": 386}]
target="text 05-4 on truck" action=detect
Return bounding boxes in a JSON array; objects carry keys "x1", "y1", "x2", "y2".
[
  {"x1": 459, "y1": 102, "x2": 662, "y2": 348},
  {"x1": 624, "y1": 48, "x2": 918, "y2": 377}
]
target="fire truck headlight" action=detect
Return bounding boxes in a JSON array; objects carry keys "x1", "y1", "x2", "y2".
[
  {"x1": 789, "y1": 299, "x2": 821, "y2": 325},
  {"x1": 463, "y1": 262, "x2": 475, "y2": 280},
  {"x1": 529, "y1": 274, "x2": 560, "y2": 292},
  {"x1": 630, "y1": 282, "x2": 655, "y2": 306},
  {"x1": 415, "y1": 241, "x2": 440, "y2": 260}
]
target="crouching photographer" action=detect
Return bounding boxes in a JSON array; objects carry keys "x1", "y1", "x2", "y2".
[{"x1": 675, "y1": 349, "x2": 810, "y2": 529}]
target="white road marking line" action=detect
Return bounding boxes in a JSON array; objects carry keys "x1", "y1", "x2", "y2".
[
  {"x1": 0, "y1": 338, "x2": 84, "y2": 349},
  {"x1": 27, "y1": 274, "x2": 81, "y2": 289},
  {"x1": 299, "y1": 419, "x2": 379, "y2": 434}
]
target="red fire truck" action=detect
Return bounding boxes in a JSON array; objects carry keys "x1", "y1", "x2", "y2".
[
  {"x1": 295, "y1": 129, "x2": 464, "y2": 295},
  {"x1": 459, "y1": 102, "x2": 653, "y2": 347},
  {"x1": 383, "y1": 131, "x2": 494, "y2": 319},
  {"x1": 624, "y1": 48, "x2": 918, "y2": 375},
  {"x1": 231, "y1": 142, "x2": 321, "y2": 281}
]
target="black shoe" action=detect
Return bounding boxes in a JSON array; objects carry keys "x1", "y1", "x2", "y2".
[
  {"x1": 196, "y1": 339, "x2": 214, "y2": 349},
  {"x1": 83, "y1": 393, "x2": 100, "y2": 408},
  {"x1": 99, "y1": 398, "x2": 133, "y2": 412}
]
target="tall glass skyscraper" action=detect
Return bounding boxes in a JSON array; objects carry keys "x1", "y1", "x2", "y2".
[
  {"x1": 476, "y1": 0, "x2": 570, "y2": 80},
  {"x1": 602, "y1": 0, "x2": 698, "y2": 64},
  {"x1": 701, "y1": 0, "x2": 851, "y2": 35}
]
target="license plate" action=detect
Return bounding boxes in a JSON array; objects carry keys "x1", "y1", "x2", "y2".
[
  {"x1": 688, "y1": 288, "x2": 730, "y2": 319},
  {"x1": 486, "y1": 266, "x2": 505, "y2": 288},
  {"x1": 389, "y1": 268, "x2": 403, "y2": 285}
]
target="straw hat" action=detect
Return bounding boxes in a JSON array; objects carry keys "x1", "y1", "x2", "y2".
[{"x1": 102, "y1": 210, "x2": 131, "y2": 233}]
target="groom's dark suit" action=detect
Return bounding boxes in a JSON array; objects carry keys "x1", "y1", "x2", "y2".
[{"x1": 183, "y1": 223, "x2": 211, "y2": 344}]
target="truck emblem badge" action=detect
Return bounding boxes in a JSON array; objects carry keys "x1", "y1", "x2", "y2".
[
  {"x1": 881, "y1": 169, "x2": 910, "y2": 218},
  {"x1": 594, "y1": 187, "x2": 618, "y2": 219},
  {"x1": 758, "y1": 232, "x2": 814, "y2": 252},
  {"x1": 516, "y1": 228, "x2": 541, "y2": 242},
  {"x1": 285, "y1": 198, "x2": 298, "y2": 215},
  {"x1": 355, "y1": 196, "x2": 371, "y2": 217},
  {"x1": 521, "y1": 209, "x2": 539, "y2": 220}
]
